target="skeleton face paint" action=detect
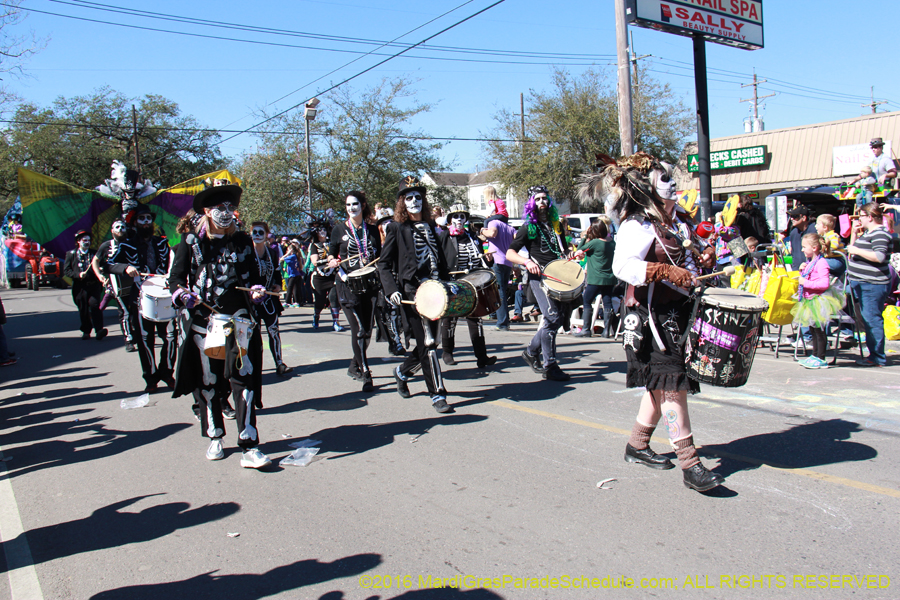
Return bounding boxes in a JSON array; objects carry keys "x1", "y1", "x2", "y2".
[
  {"x1": 251, "y1": 227, "x2": 267, "y2": 243},
  {"x1": 534, "y1": 194, "x2": 550, "y2": 209},
  {"x1": 111, "y1": 222, "x2": 127, "y2": 240},
  {"x1": 345, "y1": 196, "x2": 362, "y2": 218},
  {"x1": 136, "y1": 214, "x2": 154, "y2": 226},
  {"x1": 450, "y1": 214, "x2": 467, "y2": 229},
  {"x1": 78, "y1": 238, "x2": 91, "y2": 250},
  {"x1": 208, "y1": 203, "x2": 234, "y2": 228},
  {"x1": 654, "y1": 169, "x2": 677, "y2": 201},
  {"x1": 405, "y1": 193, "x2": 423, "y2": 214}
]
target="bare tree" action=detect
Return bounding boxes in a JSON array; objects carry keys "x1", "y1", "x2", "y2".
[{"x1": 1, "y1": 0, "x2": 47, "y2": 111}]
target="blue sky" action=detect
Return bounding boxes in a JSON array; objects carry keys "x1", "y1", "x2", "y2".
[{"x1": 7, "y1": 0, "x2": 900, "y2": 175}]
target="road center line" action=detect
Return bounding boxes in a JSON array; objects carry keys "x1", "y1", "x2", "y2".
[
  {"x1": 0, "y1": 446, "x2": 45, "y2": 600},
  {"x1": 490, "y1": 400, "x2": 900, "y2": 499}
]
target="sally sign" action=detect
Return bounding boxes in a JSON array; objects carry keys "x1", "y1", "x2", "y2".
[{"x1": 626, "y1": 0, "x2": 764, "y2": 50}]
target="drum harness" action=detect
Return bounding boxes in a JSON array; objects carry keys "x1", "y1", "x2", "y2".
[{"x1": 646, "y1": 222, "x2": 694, "y2": 353}]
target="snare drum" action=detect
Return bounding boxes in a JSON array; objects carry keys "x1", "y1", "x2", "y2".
[
  {"x1": 541, "y1": 259, "x2": 586, "y2": 303},
  {"x1": 140, "y1": 276, "x2": 175, "y2": 322},
  {"x1": 687, "y1": 288, "x2": 768, "y2": 388},
  {"x1": 204, "y1": 314, "x2": 255, "y2": 360},
  {"x1": 345, "y1": 266, "x2": 379, "y2": 295},
  {"x1": 414, "y1": 279, "x2": 476, "y2": 321},
  {"x1": 460, "y1": 269, "x2": 501, "y2": 318}
]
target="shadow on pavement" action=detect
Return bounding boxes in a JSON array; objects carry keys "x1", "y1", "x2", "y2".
[
  {"x1": 88, "y1": 553, "x2": 383, "y2": 600},
  {"x1": 702, "y1": 418, "x2": 877, "y2": 478},
  {"x1": 1, "y1": 495, "x2": 239, "y2": 572}
]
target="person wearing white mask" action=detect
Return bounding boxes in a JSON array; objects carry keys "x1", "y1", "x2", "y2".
[
  {"x1": 438, "y1": 204, "x2": 496, "y2": 369},
  {"x1": 169, "y1": 183, "x2": 272, "y2": 470},
  {"x1": 327, "y1": 191, "x2": 382, "y2": 392},
  {"x1": 92, "y1": 218, "x2": 136, "y2": 352},
  {"x1": 377, "y1": 176, "x2": 453, "y2": 413},
  {"x1": 64, "y1": 230, "x2": 108, "y2": 340},
  {"x1": 251, "y1": 221, "x2": 293, "y2": 377}
]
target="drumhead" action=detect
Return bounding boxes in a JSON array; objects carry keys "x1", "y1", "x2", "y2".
[
  {"x1": 702, "y1": 287, "x2": 768, "y2": 311},
  {"x1": 143, "y1": 275, "x2": 167, "y2": 288},
  {"x1": 142, "y1": 285, "x2": 171, "y2": 299},
  {"x1": 542, "y1": 259, "x2": 585, "y2": 292},
  {"x1": 349, "y1": 266, "x2": 376, "y2": 278},
  {"x1": 460, "y1": 269, "x2": 495, "y2": 288},
  {"x1": 415, "y1": 280, "x2": 449, "y2": 320}
]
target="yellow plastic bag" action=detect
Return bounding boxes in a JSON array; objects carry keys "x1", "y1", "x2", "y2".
[
  {"x1": 884, "y1": 305, "x2": 900, "y2": 340},
  {"x1": 762, "y1": 267, "x2": 799, "y2": 326},
  {"x1": 730, "y1": 265, "x2": 746, "y2": 289},
  {"x1": 737, "y1": 267, "x2": 762, "y2": 296}
]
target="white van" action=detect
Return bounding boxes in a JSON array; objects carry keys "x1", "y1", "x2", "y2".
[{"x1": 563, "y1": 213, "x2": 604, "y2": 237}]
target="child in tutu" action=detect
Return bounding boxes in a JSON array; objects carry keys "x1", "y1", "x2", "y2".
[{"x1": 792, "y1": 233, "x2": 844, "y2": 369}]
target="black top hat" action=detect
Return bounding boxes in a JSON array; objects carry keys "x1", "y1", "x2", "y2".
[
  {"x1": 74, "y1": 229, "x2": 91, "y2": 241},
  {"x1": 398, "y1": 175, "x2": 426, "y2": 197},
  {"x1": 193, "y1": 184, "x2": 243, "y2": 214},
  {"x1": 870, "y1": 137, "x2": 885, "y2": 148}
]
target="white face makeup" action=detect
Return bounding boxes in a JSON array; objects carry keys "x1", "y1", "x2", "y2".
[
  {"x1": 654, "y1": 170, "x2": 677, "y2": 201},
  {"x1": 136, "y1": 214, "x2": 154, "y2": 226},
  {"x1": 534, "y1": 194, "x2": 549, "y2": 209},
  {"x1": 111, "y1": 223, "x2": 127, "y2": 235},
  {"x1": 450, "y1": 215, "x2": 467, "y2": 229},
  {"x1": 405, "y1": 192, "x2": 423, "y2": 214},
  {"x1": 78, "y1": 238, "x2": 91, "y2": 250},
  {"x1": 251, "y1": 227, "x2": 267, "y2": 243},
  {"x1": 345, "y1": 196, "x2": 362, "y2": 218},
  {"x1": 208, "y1": 203, "x2": 234, "y2": 228}
]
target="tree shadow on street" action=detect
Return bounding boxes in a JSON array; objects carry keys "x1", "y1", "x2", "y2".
[
  {"x1": 2, "y1": 495, "x2": 239, "y2": 572},
  {"x1": 701, "y1": 418, "x2": 877, "y2": 478},
  {"x1": 89, "y1": 553, "x2": 383, "y2": 600}
]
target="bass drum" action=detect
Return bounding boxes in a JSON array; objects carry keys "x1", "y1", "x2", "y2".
[
  {"x1": 140, "y1": 276, "x2": 176, "y2": 322},
  {"x1": 687, "y1": 288, "x2": 768, "y2": 388},
  {"x1": 414, "y1": 279, "x2": 476, "y2": 321},
  {"x1": 460, "y1": 269, "x2": 501, "y2": 318},
  {"x1": 541, "y1": 259, "x2": 585, "y2": 303}
]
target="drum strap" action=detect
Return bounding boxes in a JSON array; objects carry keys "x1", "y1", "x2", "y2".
[{"x1": 677, "y1": 290, "x2": 704, "y2": 349}]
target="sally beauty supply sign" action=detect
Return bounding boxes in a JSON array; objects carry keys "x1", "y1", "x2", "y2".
[{"x1": 625, "y1": 0, "x2": 764, "y2": 50}]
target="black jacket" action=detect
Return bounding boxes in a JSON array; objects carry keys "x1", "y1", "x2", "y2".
[
  {"x1": 439, "y1": 229, "x2": 486, "y2": 273},
  {"x1": 64, "y1": 249, "x2": 102, "y2": 300},
  {"x1": 377, "y1": 219, "x2": 449, "y2": 298}
]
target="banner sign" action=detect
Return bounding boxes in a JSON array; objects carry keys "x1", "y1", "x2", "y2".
[
  {"x1": 832, "y1": 142, "x2": 894, "y2": 177},
  {"x1": 625, "y1": 0, "x2": 764, "y2": 50},
  {"x1": 688, "y1": 145, "x2": 767, "y2": 172}
]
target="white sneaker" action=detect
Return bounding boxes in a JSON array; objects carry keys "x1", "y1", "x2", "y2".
[
  {"x1": 240, "y1": 448, "x2": 271, "y2": 469},
  {"x1": 206, "y1": 438, "x2": 224, "y2": 461}
]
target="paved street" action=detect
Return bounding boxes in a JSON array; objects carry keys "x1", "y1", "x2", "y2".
[{"x1": 1, "y1": 287, "x2": 898, "y2": 600}]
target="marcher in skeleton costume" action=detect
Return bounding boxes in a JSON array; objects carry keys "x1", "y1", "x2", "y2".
[
  {"x1": 63, "y1": 230, "x2": 107, "y2": 340},
  {"x1": 505, "y1": 185, "x2": 573, "y2": 382},
  {"x1": 577, "y1": 152, "x2": 723, "y2": 492},
  {"x1": 309, "y1": 226, "x2": 344, "y2": 331},
  {"x1": 169, "y1": 183, "x2": 272, "y2": 469},
  {"x1": 327, "y1": 191, "x2": 382, "y2": 392},
  {"x1": 373, "y1": 208, "x2": 406, "y2": 356},
  {"x1": 438, "y1": 204, "x2": 497, "y2": 369},
  {"x1": 107, "y1": 204, "x2": 176, "y2": 392},
  {"x1": 377, "y1": 176, "x2": 453, "y2": 414},
  {"x1": 92, "y1": 218, "x2": 137, "y2": 352},
  {"x1": 250, "y1": 221, "x2": 293, "y2": 377}
]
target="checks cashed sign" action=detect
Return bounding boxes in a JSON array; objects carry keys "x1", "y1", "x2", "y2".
[
  {"x1": 687, "y1": 145, "x2": 767, "y2": 172},
  {"x1": 626, "y1": 0, "x2": 764, "y2": 50}
]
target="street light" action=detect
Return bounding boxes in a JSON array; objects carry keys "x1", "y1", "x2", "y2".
[{"x1": 304, "y1": 98, "x2": 320, "y2": 213}]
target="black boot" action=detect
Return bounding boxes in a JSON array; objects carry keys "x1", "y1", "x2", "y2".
[
  {"x1": 442, "y1": 351, "x2": 457, "y2": 366},
  {"x1": 624, "y1": 443, "x2": 675, "y2": 469},
  {"x1": 682, "y1": 462, "x2": 724, "y2": 492}
]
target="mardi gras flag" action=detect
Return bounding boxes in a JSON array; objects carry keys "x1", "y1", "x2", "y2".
[{"x1": 17, "y1": 168, "x2": 240, "y2": 258}]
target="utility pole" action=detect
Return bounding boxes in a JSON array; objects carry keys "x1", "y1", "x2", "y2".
[
  {"x1": 628, "y1": 31, "x2": 651, "y2": 92},
  {"x1": 862, "y1": 87, "x2": 887, "y2": 114},
  {"x1": 614, "y1": 0, "x2": 633, "y2": 156},
  {"x1": 520, "y1": 92, "x2": 526, "y2": 140},
  {"x1": 739, "y1": 71, "x2": 775, "y2": 132},
  {"x1": 131, "y1": 104, "x2": 141, "y2": 176}
]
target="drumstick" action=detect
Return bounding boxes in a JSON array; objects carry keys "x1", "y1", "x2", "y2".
[
  {"x1": 363, "y1": 256, "x2": 381, "y2": 268},
  {"x1": 542, "y1": 273, "x2": 570, "y2": 285},
  {"x1": 449, "y1": 270, "x2": 468, "y2": 275},
  {"x1": 682, "y1": 240, "x2": 702, "y2": 260},
  {"x1": 138, "y1": 272, "x2": 164, "y2": 278},
  {"x1": 401, "y1": 300, "x2": 416, "y2": 305},
  {"x1": 338, "y1": 253, "x2": 362, "y2": 265},
  {"x1": 176, "y1": 285, "x2": 219, "y2": 314},
  {"x1": 696, "y1": 266, "x2": 737, "y2": 281},
  {"x1": 236, "y1": 286, "x2": 280, "y2": 296}
]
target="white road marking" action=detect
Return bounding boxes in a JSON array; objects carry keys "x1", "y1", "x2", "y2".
[{"x1": 0, "y1": 446, "x2": 44, "y2": 600}]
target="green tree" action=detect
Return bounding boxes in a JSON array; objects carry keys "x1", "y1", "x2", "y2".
[
  {"x1": 483, "y1": 66, "x2": 693, "y2": 211},
  {"x1": 0, "y1": 87, "x2": 224, "y2": 211},
  {"x1": 236, "y1": 76, "x2": 455, "y2": 229}
]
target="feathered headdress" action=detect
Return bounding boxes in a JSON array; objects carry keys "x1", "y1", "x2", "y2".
[{"x1": 576, "y1": 152, "x2": 670, "y2": 226}]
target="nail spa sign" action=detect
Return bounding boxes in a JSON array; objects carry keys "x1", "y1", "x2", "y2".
[{"x1": 626, "y1": 0, "x2": 764, "y2": 50}]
